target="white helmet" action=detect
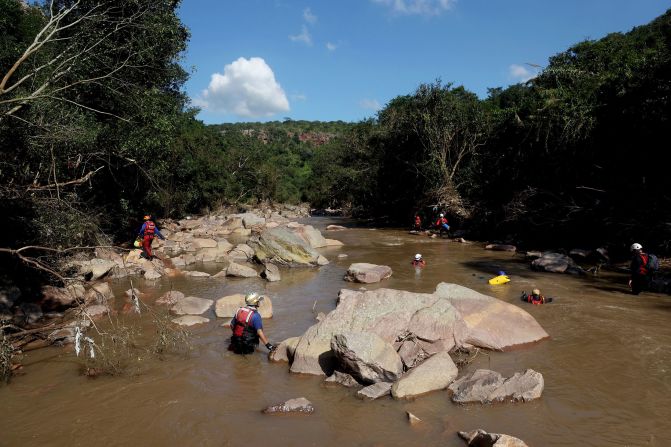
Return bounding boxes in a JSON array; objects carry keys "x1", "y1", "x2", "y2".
[
  {"x1": 439, "y1": 213, "x2": 444, "y2": 217},
  {"x1": 414, "y1": 253, "x2": 422, "y2": 260},
  {"x1": 630, "y1": 243, "x2": 642, "y2": 251},
  {"x1": 245, "y1": 292, "x2": 264, "y2": 306}
]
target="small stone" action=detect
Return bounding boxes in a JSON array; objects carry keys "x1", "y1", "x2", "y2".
[
  {"x1": 171, "y1": 315, "x2": 209, "y2": 326},
  {"x1": 184, "y1": 270, "x2": 211, "y2": 278},
  {"x1": 262, "y1": 397, "x2": 314, "y2": 414},
  {"x1": 407, "y1": 411, "x2": 422, "y2": 425}
]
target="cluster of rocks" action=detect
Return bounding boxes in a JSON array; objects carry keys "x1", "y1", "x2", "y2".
[
  {"x1": 2, "y1": 205, "x2": 339, "y2": 339},
  {"x1": 68, "y1": 210, "x2": 341, "y2": 283},
  {"x1": 153, "y1": 290, "x2": 274, "y2": 327},
  {"x1": 271, "y1": 283, "x2": 548, "y2": 403}
]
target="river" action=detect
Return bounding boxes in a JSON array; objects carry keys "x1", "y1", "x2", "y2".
[{"x1": 2, "y1": 218, "x2": 671, "y2": 446}]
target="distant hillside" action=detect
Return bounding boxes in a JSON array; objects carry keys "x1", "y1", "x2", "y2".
[{"x1": 209, "y1": 120, "x2": 356, "y2": 146}]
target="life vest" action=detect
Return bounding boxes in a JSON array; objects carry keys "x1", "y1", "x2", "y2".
[
  {"x1": 144, "y1": 221, "x2": 156, "y2": 236},
  {"x1": 232, "y1": 307, "x2": 259, "y2": 341},
  {"x1": 526, "y1": 294, "x2": 544, "y2": 305},
  {"x1": 414, "y1": 216, "x2": 421, "y2": 225},
  {"x1": 412, "y1": 259, "x2": 425, "y2": 267},
  {"x1": 436, "y1": 217, "x2": 448, "y2": 226},
  {"x1": 638, "y1": 253, "x2": 649, "y2": 275}
]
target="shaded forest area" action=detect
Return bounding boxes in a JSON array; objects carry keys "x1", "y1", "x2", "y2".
[{"x1": 1, "y1": 0, "x2": 671, "y2": 299}]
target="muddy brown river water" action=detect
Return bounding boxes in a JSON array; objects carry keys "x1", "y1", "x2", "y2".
[{"x1": 2, "y1": 218, "x2": 671, "y2": 446}]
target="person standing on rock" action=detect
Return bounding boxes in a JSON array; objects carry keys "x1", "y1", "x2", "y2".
[
  {"x1": 629, "y1": 243, "x2": 651, "y2": 295},
  {"x1": 138, "y1": 214, "x2": 165, "y2": 260},
  {"x1": 229, "y1": 292, "x2": 276, "y2": 355},
  {"x1": 435, "y1": 213, "x2": 450, "y2": 236}
]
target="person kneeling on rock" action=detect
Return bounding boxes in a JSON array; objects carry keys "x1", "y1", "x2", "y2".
[
  {"x1": 520, "y1": 289, "x2": 552, "y2": 305},
  {"x1": 229, "y1": 292, "x2": 276, "y2": 355}
]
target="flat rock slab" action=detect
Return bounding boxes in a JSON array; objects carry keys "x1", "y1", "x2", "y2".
[
  {"x1": 458, "y1": 429, "x2": 528, "y2": 447},
  {"x1": 226, "y1": 261, "x2": 258, "y2": 278},
  {"x1": 344, "y1": 263, "x2": 392, "y2": 283},
  {"x1": 391, "y1": 352, "x2": 458, "y2": 399},
  {"x1": 156, "y1": 290, "x2": 185, "y2": 306},
  {"x1": 357, "y1": 382, "x2": 392, "y2": 400},
  {"x1": 449, "y1": 369, "x2": 544, "y2": 404},
  {"x1": 185, "y1": 271, "x2": 211, "y2": 278},
  {"x1": 326, "y1": 225, "x2": 347, "y2": 231},
  {"x1": 170, "y1": 296, "x2": 213, "y2": 316},
  {"x1": 263, "y1": 397, "x2": 314, "y2": 415},
  {"x1": 215, "y1": 294, "x2": 273, "y2": 318},
  {"x1": 171, "y1": 315, "x2": 210, "y2": 326}
]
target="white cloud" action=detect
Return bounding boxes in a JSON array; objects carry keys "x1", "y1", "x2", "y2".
[
  {"x1": 194, "y1": 57, "x2": 290, "y2": 118},
  {"x1": 303, "y1": 7, "x2": 317, "y2": 24},
  {"x1": 509, "y1": 64, "x2": 536, "y2": 82},
  {"x1": 359, "y1": 98, "x2": 382, "y2": 111},
  {"x1": 372, "y1": 0, "x2": 456, "y2": 16},
  {"x1": 289, "y1": 25, "x2": 312, "y2": 45},
  {"x1": 326, "y1": 42, "x2": 337, "y2": 51}
]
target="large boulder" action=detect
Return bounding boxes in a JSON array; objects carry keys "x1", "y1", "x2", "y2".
[
  {"x1": 448, "y1": 369, "x2": 544, "y2": 404},
  {"x1": 249, "y1": 227, "x2": 323, "y2": 266},
  {"x1": 74, "y1": 259, "x2": 117, "y2": 280},
  {"x1": 229, "y1": 244, "x2": 255, "y2": 262},
  {"x1": 391, "y1": 352, "x2": 458, "y2": 399},
  {"x1": 226, "y1": 261, "x2": 258, "y2": 278},
  {"x1": 84, "y1": 282, "x2": 114, "y2": 305},
  {"x1": 40, "y1": 284, "x2": 85, "y2": 310},
  {"x1": 215, "y1": 294, "x2": 273, "y2": 318},
  {"x1": 292, "y1": 224, "x2": 328, "y2": 248},
  {"x1": 233, "y1": 213, "x2": 265, "y2": 229},
  {"x1": 170, "y1": 296, "x2": 213, "y2": 315},
  {"x1": 344, "y1": 263, "x2": 392, "y2": 283},
  {"x1": 531, "y1": 252, "x2": 579, "y2": 274},
  {"x1": 434, "y1": 283, "x2": 549, "y2": 350},
  {"x1": 458, "y1": 429, "x2": 528, "y2": 447},
  {"x1": 289, "y1": 284, "x2": 548, "y2": 376},
  {"x1": 330, "y1": 332, "x2": 403, "y2": 384}
]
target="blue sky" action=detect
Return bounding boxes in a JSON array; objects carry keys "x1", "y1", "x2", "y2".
[{"x1": 178, "y1": 0, "x2": 671, "y2": 124}]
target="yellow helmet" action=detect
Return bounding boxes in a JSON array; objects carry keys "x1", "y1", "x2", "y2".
[
  {"x1": 532, "y1": 288, "x2": 541, "y2": 296},
  {"x1": 143, "y1": 215, "x2": 151, "y2": 221},
  {"x1": 245, "y1": 292, "x2": 264, "y2": 306}
]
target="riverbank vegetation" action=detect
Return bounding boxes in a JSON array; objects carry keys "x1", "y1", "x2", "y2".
[{"x1": 1, "y1": 1, "x2": 670, "y2": 301}]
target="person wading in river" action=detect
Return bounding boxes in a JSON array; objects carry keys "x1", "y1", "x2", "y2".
[
  {"x1": 629, "y1": 243, "x2": 652, "y2": 295},
  {"x1": 229, "y1": 293, "x2": 276, "y2": 355},
  {"x1": 138, "y1": 214, "x2": 165, "y2": 260}
]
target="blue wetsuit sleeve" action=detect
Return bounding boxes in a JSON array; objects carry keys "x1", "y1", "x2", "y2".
[
  {"x1": 251, "y1": 312, "x2": 263, "y2": 331},
  {"x1": 139, "y1": 222, "x2": 146, "y2": 236},
  {"x1": 155, "y1": 227, "x2": 165, "y2": 239}
]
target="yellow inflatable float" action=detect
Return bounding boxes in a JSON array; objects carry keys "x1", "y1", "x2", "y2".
[{"x1": 488, "y1": 271, "x2": 510, "y2": 285}]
